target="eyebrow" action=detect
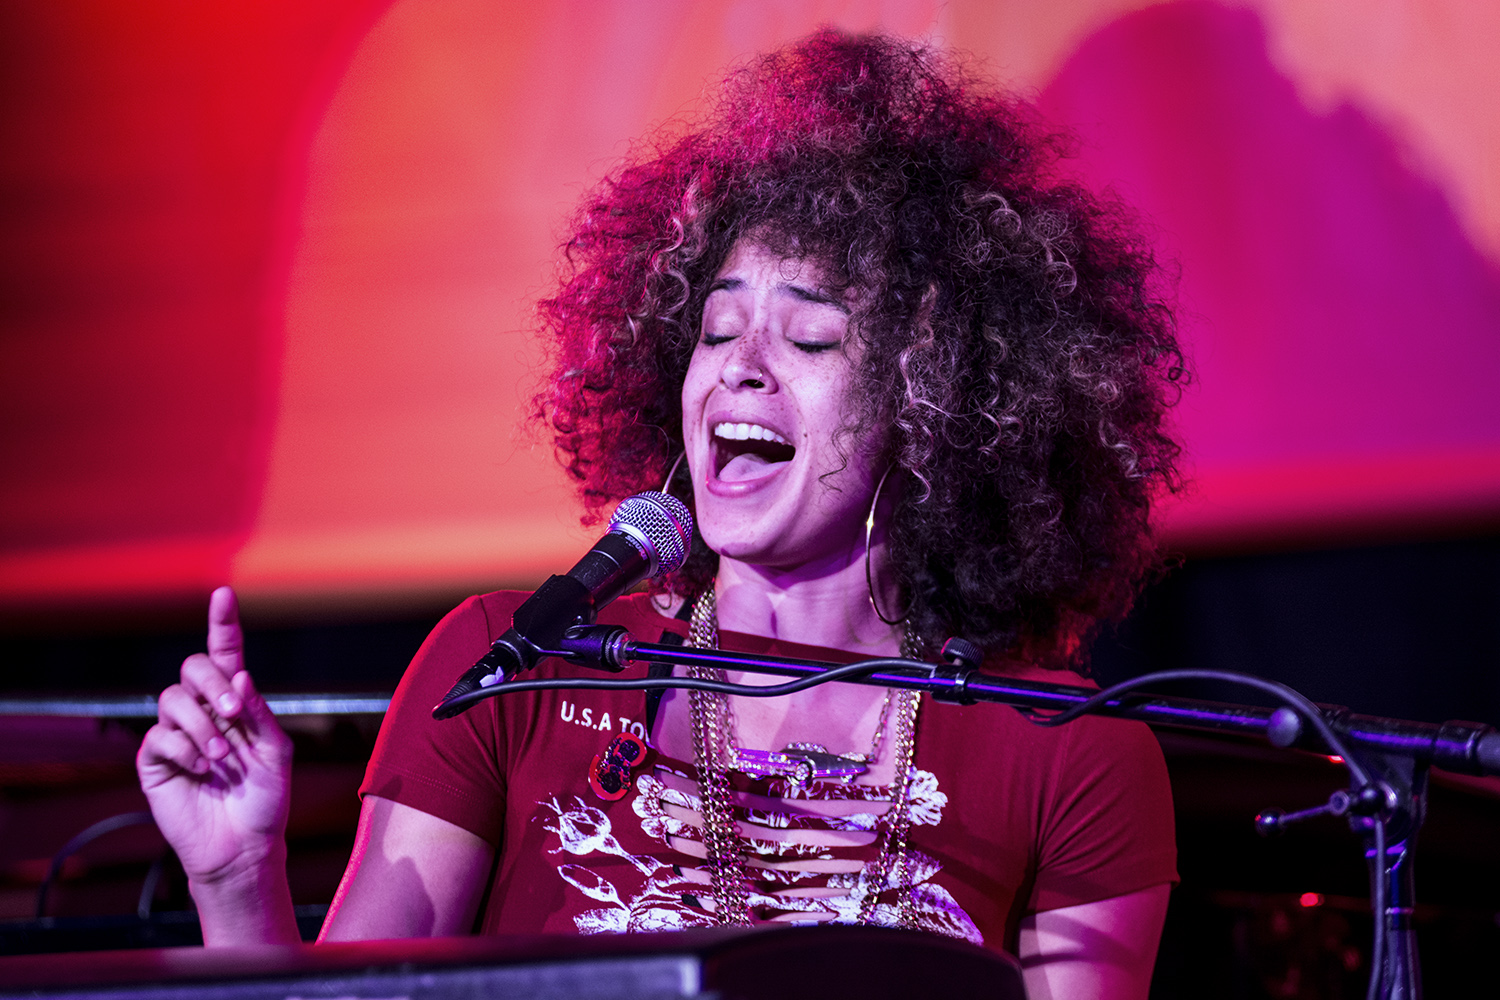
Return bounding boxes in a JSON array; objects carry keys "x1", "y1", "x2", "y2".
[
  {"x1": 707, "y1": 277, "x2": 851, "y2": 314},
  {"x1": 786, "y1": 283, "x2": 850, "y2": 313}
]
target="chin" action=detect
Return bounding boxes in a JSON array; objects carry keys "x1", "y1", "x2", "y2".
[{"x1": 697, "y1": 523, "x2": 773, "y2": 564}]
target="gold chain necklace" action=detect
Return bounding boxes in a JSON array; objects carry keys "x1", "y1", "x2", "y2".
[{"x1": 685, "y1": 588, "x2": 923, "y2": 928}]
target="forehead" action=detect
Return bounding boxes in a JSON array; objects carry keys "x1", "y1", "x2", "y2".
[{"x1": 713, "y1": 239, "x2": 838, "y2": 285}]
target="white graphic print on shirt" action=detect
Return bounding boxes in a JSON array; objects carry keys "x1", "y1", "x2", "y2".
[{"x1": 537, "y1": 766, "x2": 982, "y2": 943}]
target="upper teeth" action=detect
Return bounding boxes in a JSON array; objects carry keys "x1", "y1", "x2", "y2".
[{"x1": 714, "y1": 422, "x2": 790, "y2": 445}]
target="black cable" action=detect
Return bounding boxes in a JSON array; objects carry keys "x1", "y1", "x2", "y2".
[
  {"x1": 1018, "y1": 668, "x2": 1374, "y2": 787},
  {"x1": 438, "y1": 658, "x2": 1394, "y2": 995},
  {"x1": 1021, "y1": 667, "x2": 1389, "y2": 1000},
  {"x1": 448, "y1": 663, "x2": 1374, "y2": 783},
  {"x1": 36, "y1": 811, "x2": 156, "y2": 919},
  {"x1": 435, "y1": 658, "x2": 926, "y2": 715}
]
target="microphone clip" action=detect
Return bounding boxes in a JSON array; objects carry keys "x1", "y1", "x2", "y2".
[
  {"x1": 477, "y1": 574, "x2": 600, "y2": 685},
  {"x1": 432, "y1": 575, "x2": 599, "y2": 718}
]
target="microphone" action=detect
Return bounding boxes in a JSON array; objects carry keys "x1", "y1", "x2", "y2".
[{"x1": 434, "y1": 491, "x2": 692, "y2": 718}]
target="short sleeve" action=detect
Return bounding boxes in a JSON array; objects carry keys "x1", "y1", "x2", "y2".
[
  {"x1": 1027, "y1": 717, "x2": 1178, "y2": 912},
  {"x1": 359, "y1": 595, "x2": 511, "y2": 846}
]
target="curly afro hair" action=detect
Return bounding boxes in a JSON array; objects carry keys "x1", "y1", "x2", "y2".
[{"x1": 535, "y1": 30, "x2": 1185, "y2": 668}]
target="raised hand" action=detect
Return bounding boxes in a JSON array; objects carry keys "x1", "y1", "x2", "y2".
[{"x1": 136, "y1": 586, "x2": 299, "y2": 943}]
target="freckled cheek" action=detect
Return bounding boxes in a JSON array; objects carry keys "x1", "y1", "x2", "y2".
[
  {"x1": 802, "y1": 375, "x2": 854, "y2": 444},
  {"x1": 680, "y1": 363, "x2": 710, "y2": 422},
  {"x1": 680, "y1": 371, "x2": 714, "y2": 478}
]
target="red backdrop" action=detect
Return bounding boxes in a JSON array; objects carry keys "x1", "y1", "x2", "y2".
[{"x1": 3, "y1": 0, "x2": 1498, "y2": 617}]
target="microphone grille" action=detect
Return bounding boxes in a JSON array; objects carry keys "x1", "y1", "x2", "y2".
[{"x1": 608, "y1": 491, "x2": 694, "y2": 576}]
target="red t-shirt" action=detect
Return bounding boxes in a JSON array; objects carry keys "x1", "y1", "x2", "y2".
[{"x1": 361, "y1": 592, "x2": 1177, "y2": 954}]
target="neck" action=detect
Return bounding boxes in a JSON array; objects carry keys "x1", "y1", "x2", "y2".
[{"x1": 713, "y1": 540, "x2": 903, "y2": 657}]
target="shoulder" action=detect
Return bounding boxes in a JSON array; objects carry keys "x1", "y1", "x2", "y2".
[
  {"x1": 917, "y1": 681, "x2": 1168, "y2": 802},
  {"x1": 947, "y1": 660, "x2": 1167, "y2": 764},
  {"x1": 408, "y1": 593, "x2": 504, "y2": 665},
  {"x1": 982, "y1": 657, "x2": 1097, "y2": 690}
]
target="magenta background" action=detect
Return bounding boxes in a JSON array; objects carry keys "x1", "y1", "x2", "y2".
[
  {"x1": 1039, "y1": 3, "x2": 1500, "y2": 545},
  {"x1": 2, "y1": 0, "x2": 1497, "y2": 611}
]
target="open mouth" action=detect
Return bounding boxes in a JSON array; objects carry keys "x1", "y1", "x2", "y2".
[{"x1": 712, "y1": 421, "x2": 796, "y2": 482}]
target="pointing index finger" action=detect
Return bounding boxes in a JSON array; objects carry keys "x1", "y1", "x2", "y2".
[{"x1": 206, "y1": 585, "x2": 245, "y2": 679}]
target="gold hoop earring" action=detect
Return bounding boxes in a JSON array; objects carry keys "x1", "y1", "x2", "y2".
[
  {"x1": 865, "y1": 465, "x2": 912, "y2": 626},
  {"x1": 661, "y1": 451, "x2": 687, "y2": 494}
]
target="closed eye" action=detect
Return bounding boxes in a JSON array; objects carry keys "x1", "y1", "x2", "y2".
[{"x1": 792, "y1": 341, "x2": 841, "y2": 354}]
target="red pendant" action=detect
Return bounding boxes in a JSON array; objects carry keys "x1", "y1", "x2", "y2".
[{"x1": 589, "y1": 732, "x2": 649, "y2": 801}]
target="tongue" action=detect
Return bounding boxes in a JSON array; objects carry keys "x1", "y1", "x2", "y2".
[{"x1": 719, "y1": 452, "x2": 786, "y2": 482}]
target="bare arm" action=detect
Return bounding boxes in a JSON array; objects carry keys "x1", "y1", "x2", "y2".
[
  {"x1": 136, "y1": 587, "x2": 300, "y2": 946},
  {"x1": 319, "y1": 794, "x2": 493, "y2": 942},
  {"x1": 139, "y1": 588, "x2": 495, "y2": 945},
  {"x1": 1017, "y1": 883, "x2": 1171, "y2": 1000}
]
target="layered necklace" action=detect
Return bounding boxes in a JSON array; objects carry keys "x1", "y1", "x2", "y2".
[{"x1": 684, "y1": 588, "x2": 923, "y2": 928}]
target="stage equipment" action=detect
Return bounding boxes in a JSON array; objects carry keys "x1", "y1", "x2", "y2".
[
  {"x1": 0, "y1": 694, "x2": 392, "y2": 718},
  {"x1": 0, "y1": 925, "x2": 1024, "y2": 1000},
  {"x1": 438, "y1": 620, "x2": 1499, "y2": 1000}
]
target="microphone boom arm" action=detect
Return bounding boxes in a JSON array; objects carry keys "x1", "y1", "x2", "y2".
[
  {"x1": 432, "y1": 622, "x2": 1475, "y2": 999},
  {"x1": 437, "y1": 630, "x2": 1500, "y2": 779}
]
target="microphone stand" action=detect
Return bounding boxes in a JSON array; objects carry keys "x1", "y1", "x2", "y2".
[{"x1": 436, "y1": 628, "x2": 1497, "y2": 1000}]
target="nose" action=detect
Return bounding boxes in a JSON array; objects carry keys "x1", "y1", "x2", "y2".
[{"x1": 720, "y1": 338, "x2": 776, "y2": 392}]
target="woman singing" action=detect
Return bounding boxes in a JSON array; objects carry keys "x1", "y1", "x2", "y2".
[{"x1": 137, "y1": 31, "x2": 1185, "y2": 999}]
